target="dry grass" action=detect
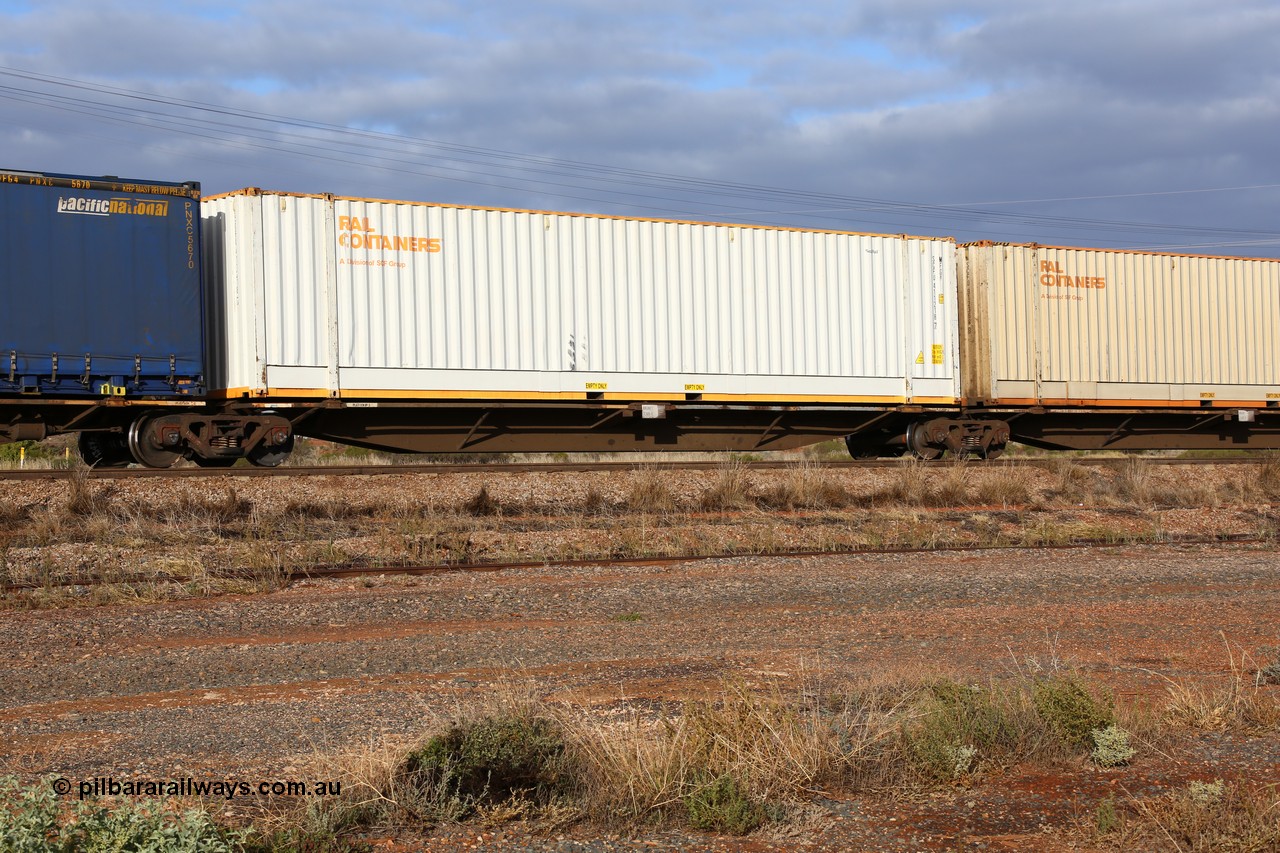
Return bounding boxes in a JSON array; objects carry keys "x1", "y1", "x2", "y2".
[
  {"x1": 761, "y1": 461, "x2": 850, "y2": 510},
  {"x1": 1109, "y1": 457, "x2": 1157, "y2": 506},
  {"x1": 698, "y1": 459, "x2": 754, "y2": 511},
  {"x1": 64, "y1": 464, "x2": 113, "y2": 516},
  {"x1": 871, "y1": 459, "x2": 931, "y2": 506},
  {"x1": 5, "y1": 457, "x2": 1278, "y2": 609},
  {"x1": 571, "y1": 677, "x2": 881, "y2": 823},
  {"x1": 1110, "y1": 780, "x2": 1280, "y2": 852},
  {"x1": 972, "y1": 463, "x2": 1038, "y2": 507},
  {"x1": 0, "y1": 648, "x2": 1253, "y2": 846},
  {"x1": 1161, "y1": 638, "x2": 1280, "y2": 733},
  {"x1": 626, "y1": 466, "x2": 678, "y2": 513},
  {"x1": 251, "y1": 664, "x2": 1206, "y2": 843}
]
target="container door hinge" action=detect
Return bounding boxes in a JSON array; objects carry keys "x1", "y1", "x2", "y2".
[
  {"x1": 133, "y1": 355, "x2": 142, "y2": 385},
  {"x1": 80, "y1": 353, "x2": 92, "y2": 387},
  {"x1": 7, "y1": 351, "x2": 14, "y2": 383},
  {"x1": 50, "y1": 353, "x2": 58, "y2": 384},
  {"x1": 168, "y1": 355, "x2": 177, "y2": 387}
]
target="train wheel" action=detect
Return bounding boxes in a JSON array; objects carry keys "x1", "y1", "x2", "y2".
[
  {"x1": 127, "y1": 417, "x2": 182, "y2": 469},
  {"x1": 905, "y1": 422, "x2": 943, "y2": 460},
  {"x1": 247, "y1": 434, "x2": 294, "y2": 468},
  {"x1": 77, "y1": 431, "x2": 132, "y2": 468}
]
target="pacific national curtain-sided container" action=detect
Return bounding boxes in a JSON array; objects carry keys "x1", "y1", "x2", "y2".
[{"x1": 0, "y1": 170, "x2": 204, "y2": 398}]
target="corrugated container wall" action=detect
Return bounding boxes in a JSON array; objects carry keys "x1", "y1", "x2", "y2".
[
  {"x1": 958, "y1": 243, "x2": 1280, "y2": 406},
  {"x1": 203, "y1": 191, "x2": 960, "y2": 404}
]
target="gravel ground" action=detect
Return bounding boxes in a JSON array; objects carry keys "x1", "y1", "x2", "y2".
[{"x1": 2, "y1": 532, "x2": 1279, "y2": 850}]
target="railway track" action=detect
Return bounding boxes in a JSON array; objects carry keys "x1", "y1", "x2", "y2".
[
  {"x1": 0, "y1": 455, "x2": 1264, "y2": 481},
  {"x1": 0, "y1": 533, "x2": 1263, "y2": 594}
]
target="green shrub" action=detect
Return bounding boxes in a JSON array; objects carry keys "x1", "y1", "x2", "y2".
[
  {"x1": 0, "y1": 441, "x2": 72, "y2": 466},
  {"x1": 1032, "y1": 675, "x2": 1115, "y2": 751},
  {"x1": 1094, "y1": 794, "x2": 1121, "y2": 834},
  {"x1": 0, "y1": 776, "x2": 60, "y2": 853},
  {"x1": 683, "y1": 775, "x2": 765, "y2": 835},
  {"x1": 402, "y1": 714, "x2": 574, "y2": 819},
  {"x1": 905, "y1": 680, "x2": 1021, "y2": 781},
  {"x1": 1090, "y1": 725, "x2": 1136, "y2": 767},
  {"x1": 0, "y1": 776, "x2": 243, "y2": 852}
]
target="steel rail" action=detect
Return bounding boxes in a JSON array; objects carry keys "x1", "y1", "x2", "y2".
[
  {"x1": 0, "y1": 455, "x2": 1265, "y2": 481},
  {"x1": 1, "y1": 533, "x2": 1264, "y2": 594}
]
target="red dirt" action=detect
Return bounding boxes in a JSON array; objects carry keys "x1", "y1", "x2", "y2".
[{"x1": 2, "y1": 538, "x2": 1278, "y2": 849}]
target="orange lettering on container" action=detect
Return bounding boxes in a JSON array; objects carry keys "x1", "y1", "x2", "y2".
[
  {"x1": 338, "y1": 216, "x2": 373, "y2": 232},
  {"x1": 1041, "y1": 271, "x2": 1106, "y2": 289}
]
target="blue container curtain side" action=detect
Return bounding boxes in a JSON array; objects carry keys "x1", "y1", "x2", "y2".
[{"x1": 0, "y1": 170, "x2": 205, "y2": 398}]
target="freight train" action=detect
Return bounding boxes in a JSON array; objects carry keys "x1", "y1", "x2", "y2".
[{"x1": 3, "y1": 167, "x2": 1279, "y2": 467}]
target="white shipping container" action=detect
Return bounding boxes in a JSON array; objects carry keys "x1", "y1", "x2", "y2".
[
  {"x1": 958, "y1": 242, "x2": 1280, "y2": 406},
  {"x1": 203, "y1": 190, "x2": 960, "y2": 404}
]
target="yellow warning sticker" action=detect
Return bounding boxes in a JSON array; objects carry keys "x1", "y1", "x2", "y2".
[
  {"x1": 931, "y1": 344, "x2": 944, "y2": 365},
  {"x1": 585, "y1": 382, "x2": 608, "y2": 390},
  {"x1": 915, "y1": 352, "x2": 925, "y2": 365},
  {"x1": 684, "y1": 384, "x2": 705, "y2": 392}
]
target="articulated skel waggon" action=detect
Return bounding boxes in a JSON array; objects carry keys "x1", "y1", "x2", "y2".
[{"x1": 3, "y1": 167, "x2": 1280, "y2": 467}]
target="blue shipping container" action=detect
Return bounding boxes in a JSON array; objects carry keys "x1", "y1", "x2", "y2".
[{"x1": 0, "y1": 168, "x2": 204, "y2": 397}]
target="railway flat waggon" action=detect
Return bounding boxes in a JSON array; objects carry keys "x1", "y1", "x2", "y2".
[{"x1": 201, "y1": 190, "x2": 977, "y2": 458}]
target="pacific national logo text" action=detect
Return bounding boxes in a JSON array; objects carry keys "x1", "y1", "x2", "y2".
[{"x1": 56, "y1": 196, "x2": 171, "y2": 217}]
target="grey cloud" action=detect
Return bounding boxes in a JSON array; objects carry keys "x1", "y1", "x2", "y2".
[{"x1": 0, "y1": 0, "x2": 1276, "y2": 255}]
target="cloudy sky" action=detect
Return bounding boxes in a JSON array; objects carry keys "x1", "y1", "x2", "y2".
[{"x1": 2, "y1": 0, "x2": 1278, "y2": 255}]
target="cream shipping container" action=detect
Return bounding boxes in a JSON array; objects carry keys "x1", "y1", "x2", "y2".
[
  {"x1": 200, "y1": 190, "x2": 965, "y2": 454},
  {"x1": 956, "y1": 242, "x2": 1280, "y2": 450}
]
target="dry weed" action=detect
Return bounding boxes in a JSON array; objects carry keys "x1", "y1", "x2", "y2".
[
  {"x1": 581, "y1": 486, "x2": 612, "y2": 515},
  {"x1": 872, "y1": 459, "x2": 930, "y2": 506},
  {"x1": 1162, "y1": 637, "x2": 1280, "y2": 733},
  {"x1": 569, "y1": 676, "x2": 896, "y2": 824},
  {"x1": 1254, "y1": 453, "x2": 1280, "y2": 501},
  {"x1": 931, "y1": 459, "x2": 972, "y2": 506},
  {"x1": 763, "y1": 461, "x2": 850, "y2": 510},
  {"x1": 64, "y1": 465, "x2": 112, "y2": 516},
  {"x1": 1110, "y1": 457, "x2": 1155, "y2": 506},
  {"x1": 1047, "y1": 458, "x2": 1098, "y2": 506},
  {"x1": 627, "y1": 466, "x2": 678, "y2": 513},
  {"x1": 699, "y1": 459, "x2": 754, "y2": 511},
  {"x1": 462, "y1": 485, "x2": 503, "y2": 517},
  {"x1": 973, "y1": 464, "x2": 1037, "y2": 507},
  {"x1": 1122, "y1": 779, "x2": 1280, "y2": 852}
]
